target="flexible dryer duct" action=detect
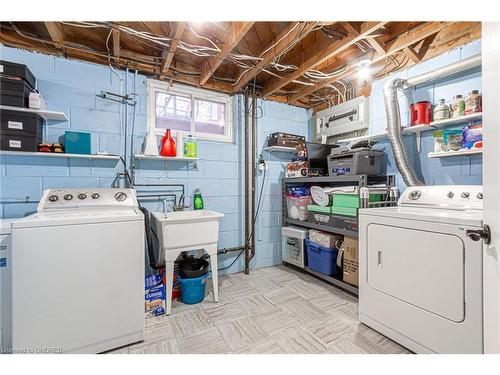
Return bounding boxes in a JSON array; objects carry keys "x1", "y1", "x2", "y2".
[{"x1": 383, "y1": 55, "x2": 481, "y2": 187}]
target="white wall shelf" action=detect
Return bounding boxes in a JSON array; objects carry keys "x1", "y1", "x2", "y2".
[
  {"x1": 430, "y1": 112, "x2": 482, "y2": 128},
  {"x1": 0, "y1": 105, "x2": 69, "y2": 122},
  {"x1": 337, "y1": 113, "x2": 482, "y2": 144},
  {"x1": 428, "y1": 149, "x2": 483, "y2": 158},
  {"x1": 134, "y1": 154, "x2": 198, "y2": 161},
  {"x1": 262, "y1": 145, "x2": 297, "y2": 152},
  {"x1": 0, "y1": 150, "x2": 120, "y2": 160}
]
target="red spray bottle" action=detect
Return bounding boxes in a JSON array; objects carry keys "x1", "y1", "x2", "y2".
[{"x1": 160, "y1": 129, "x2": 176, "y2": 157}]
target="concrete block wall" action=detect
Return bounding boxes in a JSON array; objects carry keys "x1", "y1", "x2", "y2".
[
  {"x1": 368, "y1": 39, "x2": 482, "y2": 189},
  {"x1": 0, "y1": 45, "x2": 309, "y2": 275}
]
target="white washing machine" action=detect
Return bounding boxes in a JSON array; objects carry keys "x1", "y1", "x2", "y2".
[
  {"x1": 359, "y1": 185, "x2": 483, "y2": 354},
  {"x1": 1, "y1": 219, "x2": 16, "y2": 354},
  {"x1": 9, "y1": 188, "x2": 145, "y2": 354}
]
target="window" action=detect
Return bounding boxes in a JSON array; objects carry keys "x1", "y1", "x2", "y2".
[{"x1": 148, "y1": 80, "x2": 232, "y2": 142}]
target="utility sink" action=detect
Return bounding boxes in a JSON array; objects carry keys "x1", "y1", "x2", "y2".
[
  {"x1": 150, "y1": 209, "x2": 224, "y2": 315},
  {"x1": 151, "y1": 210, "x2": 224, "y2": 251}
]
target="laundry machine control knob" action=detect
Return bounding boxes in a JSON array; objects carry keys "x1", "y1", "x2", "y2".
[
  {"x1": 78, "y1": 193, "x2": 87, "y2": 200},
  {"x1": 64, "y1": 194, "x2": 73, "y2": 201},
  {"x1": 461, "y1": 192, "x2": 470, "y2": 199},
  {"x1": 49, "y1": 195, "x2": 58, "y2": 202},
  {"x1": 447, "y1": 191, "x2": 454, "y2": 199},
  {"x1": 477, "y1": 192, "x2": 483, "y2": 199},
  {"x1": 409, "y1": 190, "x2": 421, "y2": 200},
  {"x1": 91, "y1": 193, "x2": 100, "y2": 200},
  {"x1": 114, "y1": 192, "x2": 127, "y2": 202}
]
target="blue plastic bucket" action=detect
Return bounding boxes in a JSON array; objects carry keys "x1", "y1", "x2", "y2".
[{"x1": 179, "y1": 274, "x2": 209, "y2": 304}]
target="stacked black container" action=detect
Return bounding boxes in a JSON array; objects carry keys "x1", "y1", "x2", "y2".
[{"x1": 0, "y1": 60, "x2": 43, "y2": 152}]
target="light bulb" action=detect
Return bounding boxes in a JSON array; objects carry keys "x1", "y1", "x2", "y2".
[{"x1": 358, "y1": 66, "x2": 371, "y2": 80}]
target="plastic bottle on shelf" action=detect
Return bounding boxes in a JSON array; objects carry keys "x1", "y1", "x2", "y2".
[
  {"x1": 433, "y1": 99, "x2": 451, "y2": 121},
  {"x1": 451, "y1": 95, "x2": 465, "y2": 118},
  {"x1": 464, "y1": 90, "x2": 482, "y2": 115},
  {"x1": 160, "y1": 129, "x2": 176, "y2": 157},
  {"x1": 184, "y1": 134, "x2": 197, "y2": 158}
]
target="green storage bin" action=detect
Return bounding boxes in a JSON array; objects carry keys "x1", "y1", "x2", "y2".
[
  {"x1": 307, "y1": 204, "x2": 334, "y2": 214},
  {"x1": 332, "y1": 193, "x2": 382, "y2": 208},
  {"x1": 332, "y1": 206, "x2": 358, "y2": 217},
  {"x1": 62, "y1": 131, "x2": 91, "y2": 155}
]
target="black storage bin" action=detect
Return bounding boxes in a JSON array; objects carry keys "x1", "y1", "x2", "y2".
[
  {"x1": 0, "y1": 110, "x2": 43, "y2": 137},
  {"x1": 0, "y1": 133, "x2": 42, "y2": 152},
  {"x1": 0, "y1": 77, "x2": 33, "y2": 108},
  {"x1": 0, "y1": 60, "x2": 36, "y2": 90}
]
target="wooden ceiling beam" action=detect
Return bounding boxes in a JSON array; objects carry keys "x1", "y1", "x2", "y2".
[
  {"x1": 231, "y1": 22, "x2": 317, "y2": 92},
  {"x1": 112, "y1": 29, "x2": 121, "y2": 59},
  {"x1": 199, "y1": 21, "x2": 254, "y2": 86},
  {"x1": 262, "y1": 21, "x2": 388, "y2": 98},
  {"x1": 365, "y1": 36, "x2": 387, "y2": 55},
  {"x1": 288, "y1": 21, "x2": 448, "y2": 104},
  {"x1": 44, "y1": 22, "x2": 64, "y2": 49},
  {"x1": 161, "y1": 22, "x2": 187, "y2": 74}
]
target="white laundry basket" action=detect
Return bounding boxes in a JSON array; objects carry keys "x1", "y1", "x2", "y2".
[{"x1": 281, "y1": 226, "x2": 308, "y2": 268}]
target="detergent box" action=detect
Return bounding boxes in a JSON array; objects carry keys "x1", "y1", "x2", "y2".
[{"x1": 145, "y1": 270, "x2": 166, "y2": 318}]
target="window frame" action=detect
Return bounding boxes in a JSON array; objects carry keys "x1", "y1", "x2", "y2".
[{"x1": 147, "y1": 79, "x2": 233, "y2": 143}]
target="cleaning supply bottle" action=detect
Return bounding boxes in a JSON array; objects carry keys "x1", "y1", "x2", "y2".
[
  {"x1": 193, "y1": 189, "x2": 204, "y2": 210},
  {"x1": 143, "y1": 128, "x2": 159, "y2": 156},
  {"x1": 160, "y1": 129, "x2": 176, "y2": 157},
  {"x1": 184, "y1": 134, "x2": 197, "y2": 158}
]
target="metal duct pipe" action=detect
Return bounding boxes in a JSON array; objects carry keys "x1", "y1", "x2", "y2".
[
  {"x1": 384, "y1": 78, "x2": 424, "y2": 187},
  {"x1": 405, "y1": 55, "x2": 481, "y2": 88},
  {"x1": 384, "y1": 54, "x2": 481, "y2": 187}
]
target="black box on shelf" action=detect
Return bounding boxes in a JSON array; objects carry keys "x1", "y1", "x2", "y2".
[
  {"x1": 0, "y1": 60, "x2": 36, "y2": 90},
  {"x1": 307, "y1": 212, "x2": 358, "y2": 234},
  {"x1": 0, "y1": 133, "x2": 42, "y2": 152},
  {"x1": 0, "y1": 77, "x2": 34, "y2": 108},
  {"x1": 267, "y1": 132, "x2": 306, "y2": 148},
  {"x1": 0, "y1": 110, "x2": 43, "y2": 137}
]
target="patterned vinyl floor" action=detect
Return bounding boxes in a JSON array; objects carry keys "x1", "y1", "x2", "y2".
[{"x1": 109, "y1": 265, "x2": 411, "y2": 354}]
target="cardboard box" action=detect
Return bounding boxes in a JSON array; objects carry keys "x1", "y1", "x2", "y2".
[
  {"x1": 286, "y1": 161, "x2": 308, "y2": 178},
  {"x1": 309, "y1": 229, "x2": 341, "y2": 249},
  {"x1": 343, "y1": 236, "x2": 358, "y2": 286}
]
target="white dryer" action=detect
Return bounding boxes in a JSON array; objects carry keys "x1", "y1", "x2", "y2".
[
  {"x1": 359, "y1": 185, "x2": 483, "y2": 354},
  {"x1": 10, "y1": 188, "x2": 145, "y2": 354}
]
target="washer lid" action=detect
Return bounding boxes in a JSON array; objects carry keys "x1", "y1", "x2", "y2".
[
  {"x1": 11, "y1": 208, "x2": 143, "y2": 229},
  {"x1": 359, "y1": 206, "x2": 483, "y2": 227},
  {"x1": 0, "y1": 219, "x2": 16, "y2": 235}
]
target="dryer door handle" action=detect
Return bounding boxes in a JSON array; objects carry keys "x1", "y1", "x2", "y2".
[{"x1": 466, "y1": 224, "x2": 491, "y2": 245}]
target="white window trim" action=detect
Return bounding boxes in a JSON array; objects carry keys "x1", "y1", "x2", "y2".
[{"x1": 147, "y1": 79, "x2": 233, "y2": 143}]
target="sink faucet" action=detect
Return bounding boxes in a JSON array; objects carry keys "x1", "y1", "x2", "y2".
[
  {"x1": 162, "y1": 194, "x2": 190, "y2": 217},
  {"x1": 172, "y1": 193, "x2": 190, "y2": 212}
]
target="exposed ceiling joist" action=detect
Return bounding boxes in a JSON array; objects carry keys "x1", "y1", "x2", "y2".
[
  {"x1": 231, "y1": 22, "x2": 317, "y2": 92},
  {"x1": 365, "y1": 36, "x2": 387, "y2": 55},
  {"x1": 288, "y1": 21, "x2": 448, "y2": 104},
  {"x1": 199, "y1": 22, "x2": 254, "y2": 86},
  {"x1": 161, "y1": 22, "x2": 187, "y2": 74},
  {"x1": 44, "y1": 22, "x2": 64, "y2": 49},
  {"x1": 112, "y1": 29, "x2": 120, "y2": 59},
  {"x1": 262, "y1": 21, "x2": 388, "y2": 98}
]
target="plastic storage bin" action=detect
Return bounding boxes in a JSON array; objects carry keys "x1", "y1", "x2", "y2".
[
  {"x1": 305, "y1": 239, "x2": 339, "y2": 276},
  {"x1": 179, "y1": 274, "x2": 208, "y2": 304},
  {"x1": 281, "y1": 226, "x2": 308, "y2": 268},
  {"x1": 286, "y1": 195, "x2": 312, "y2": 221}
]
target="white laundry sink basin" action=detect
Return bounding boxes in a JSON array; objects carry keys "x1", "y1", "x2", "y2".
[{"x1": 151, "y1": 210, "x2": 224, "y2": 251}]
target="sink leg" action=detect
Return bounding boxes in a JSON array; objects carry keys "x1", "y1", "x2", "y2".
[
  {"x1": 208, "y1": 247, "x2": 219, "y2": 303},
  {"x1": 165, "y1": 260, "x2": 174, "y2": 315}
]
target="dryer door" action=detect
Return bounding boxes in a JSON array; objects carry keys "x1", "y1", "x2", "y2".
[{"x1": 367, "y1": 224, "x2": 465, "y2": 322}]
